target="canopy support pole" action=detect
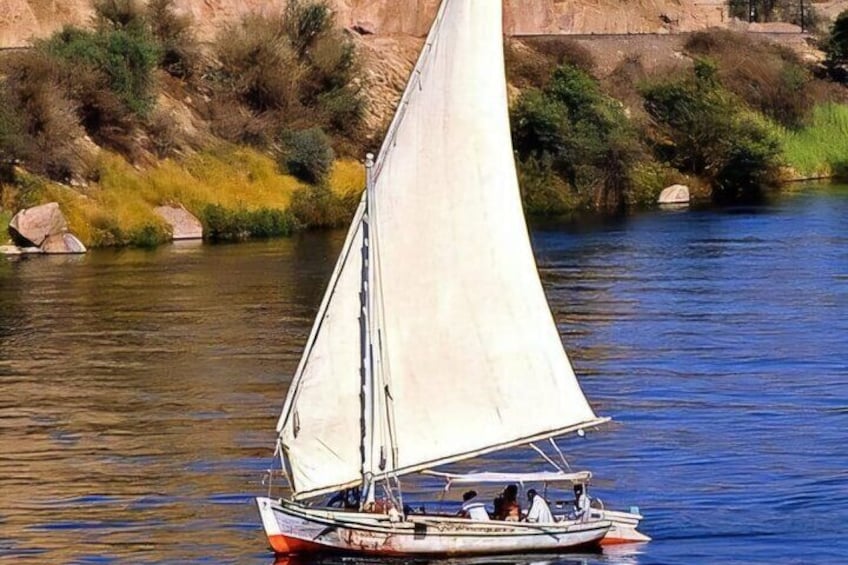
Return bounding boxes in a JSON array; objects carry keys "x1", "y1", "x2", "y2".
[
  {"x1": 550, "y1": 438, "x2": 572, "y2": 471},
  {"x1": 529, "y1": 443, "x2": 563, "y2": 472}
]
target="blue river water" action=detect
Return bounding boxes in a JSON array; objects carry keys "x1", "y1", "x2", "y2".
[{"x1": 0, "y1": 184, "x2": 846, "y2": 564}]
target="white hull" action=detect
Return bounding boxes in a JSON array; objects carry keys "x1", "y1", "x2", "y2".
[
  {"x1": 591, "y1": 509, "x2": 651, "y2": 544},
  {"x1": 257, "y1": 497, "x2": 611, "y2": 556}
]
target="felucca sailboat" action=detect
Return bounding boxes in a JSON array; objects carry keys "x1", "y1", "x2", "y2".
[{"x1": 256, "y1": 0, "x2": 648, "y2": 555}]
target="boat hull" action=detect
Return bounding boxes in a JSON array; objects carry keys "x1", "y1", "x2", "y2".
[
  {"x1": 593, "y1": 509, "x2": 651, "y2": 544},
  {"x1": 257, "y1": 497, "x2": 611, "y2": 556}
]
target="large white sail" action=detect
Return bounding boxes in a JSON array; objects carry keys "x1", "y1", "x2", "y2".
[{"x1": 277, "y1": 0, "x2": 602, "y2": 500}]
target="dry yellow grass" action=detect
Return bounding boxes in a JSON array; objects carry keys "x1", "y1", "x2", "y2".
[
  {"x1": 28, "y1": 146, "x2": 365, "y2": 247},
  {"x1": 328, "y1": 159, "x2": 366, "y2": 197}
]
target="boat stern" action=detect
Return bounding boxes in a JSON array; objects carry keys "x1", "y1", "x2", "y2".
[{"x1": 595, "y1": 508, "x2": 651, "y2": 545}]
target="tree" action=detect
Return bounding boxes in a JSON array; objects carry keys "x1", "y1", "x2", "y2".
[{"x1": 825, "y1": 10, "x2": 848, "y2": 82}]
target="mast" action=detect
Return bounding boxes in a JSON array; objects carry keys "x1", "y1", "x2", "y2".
[{"x1": 359, "y1": 152, "x2": 377, "y2": 507}]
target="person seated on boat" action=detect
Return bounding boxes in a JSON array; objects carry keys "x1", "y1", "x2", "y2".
[
  {"x1": 572, "y1": 484, "x2": 591, "y2": 522},
  {"x1": 524, "y1": 488, "x2": 554, "y2": 523},
  {"x1": 492, "y1": 492, "x2": 504, "y2": 520},
  {"x1": 326, "y1": 487, "x2": 360, "y2": 509},
  {"x1": 457, "y1": 490, "x2": 490, "y2": 521},
  {"x1": 496, "y1": 484, "x2": 521, "y2": 521}
]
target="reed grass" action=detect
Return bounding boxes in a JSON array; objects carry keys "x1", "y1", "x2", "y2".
[
  {"x1": 0, "y1": 209, "x2": 11, "y2": 240},
  {"x1": 779, "y1": 103, "x2": 848, "y2": 177}
]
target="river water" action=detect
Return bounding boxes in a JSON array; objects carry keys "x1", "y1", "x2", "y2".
[{"x1": 1, "y1": 184, "x2": 846, "y2": 564}]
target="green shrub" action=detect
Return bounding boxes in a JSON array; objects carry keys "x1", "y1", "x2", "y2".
[
  {"x1": 641, "y1": 65, "x2": 782, "y2": 202},
  {"x1": 515, "y1": 155, "x2": 581, "y2": 215},
  {"x1": 512, "y1": 64, "x2": 641, "y2": 212},
  {"x1": 627, "y1": 161, "x2": 684, "y2": 207},
  {"x1": 289, "y1": 184, "x2": 358, "y2": 228},
  {"x1": 511, "y1": 89, "x2": 569, "y2": 159},
  {"x1": 200, "y1": 204, "x2": 296, "y2": 240},
  {"x1": 281, "y1": 127, "x2": 335, "y2": 184},
  {"x1": 43, "y1": 25, "x2": 160, "y2": 118},
  {"x1": 127, "y1": 223, "x2": 170, "y2": 247},
  {"x1": 825, "y1": 10, "x2": 848, "y2": 82}
]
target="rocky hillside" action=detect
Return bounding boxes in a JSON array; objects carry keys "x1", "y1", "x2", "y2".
[{"x1": 0, "y1": 0, "x2": 790, "y2": 47}]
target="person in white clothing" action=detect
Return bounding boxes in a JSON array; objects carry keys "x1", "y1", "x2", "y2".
[
  {"x1": 458, "y1": 490, "x2": 490, "y2": 521},
  {"x1": 573, "y1": 484, "x2": 591, "y2": 522},
  {"x1": 524, "y1": 488, "x2": 554, "y2": 523}
]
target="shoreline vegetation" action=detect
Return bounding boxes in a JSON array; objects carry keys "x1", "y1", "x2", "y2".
[{"x1": 1, "y1": 0, "x2": 848, "y2": 248}]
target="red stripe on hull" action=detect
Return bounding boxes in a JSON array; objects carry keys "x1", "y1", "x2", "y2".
[{"x1": 268, "y1": 534, "x2": 327, "y2": 555}]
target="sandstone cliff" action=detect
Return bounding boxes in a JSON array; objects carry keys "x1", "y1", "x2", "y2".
[{"x1": 1, "y1": 0, "x2": 733, "y2": 48}]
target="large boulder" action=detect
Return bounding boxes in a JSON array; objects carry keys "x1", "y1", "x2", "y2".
[
  {"x1": 658, "y1": 184, "x2": 690, "y2": 205},
  {"x1": 154, "y1": 205, "x2": 203, "y2": 240},
  {"x1": 41, "y1": 233, "x2": 87, "y2": 254},
  {"x1": 8, "y1": 202, "x2": 68, "y2": 247}
]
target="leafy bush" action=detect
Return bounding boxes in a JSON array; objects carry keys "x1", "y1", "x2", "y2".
[
  {"x1": 515, "y1": 155, "x2": 579, "y2": 214},
  {"x1": 43, "y1": 25, "x2": 160, "y2": 118},
  {"x1": 511, "y1": 90, "x2": 569, "y2": 159},
  {"x1": 825, "y1": 11, "x2": 848, "y2": 82},
  {"x1": 281, "y1": 128, "x2": 335, "y2": 184},
  {"x1": 511, "y1": 64, "x2": 640, "y2": 212},
  {"x1": 641, "y1": 62, "x2": 782, "y2": 202}
]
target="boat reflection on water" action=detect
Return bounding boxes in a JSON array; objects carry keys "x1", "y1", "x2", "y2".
[{"x1": 270, "y1": 545, "x2": 646, "y2": 565}]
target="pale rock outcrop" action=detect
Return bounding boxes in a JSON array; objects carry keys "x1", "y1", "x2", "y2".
[
  {"x1": 154, "y1": 205, "x2": 203, "y2": 240},
  {"x1": 658, "y1": 184, "x2": 690, "y2": 205},
  {"x1": 6, "y1": 202, "x2": 88, "y2": 254},
  {"x1": 8, "y1": 202, "x2": 68, "y2": 247},
  {"x1": 40, "y1": 232, "x2": 87, "y2": 254}
]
